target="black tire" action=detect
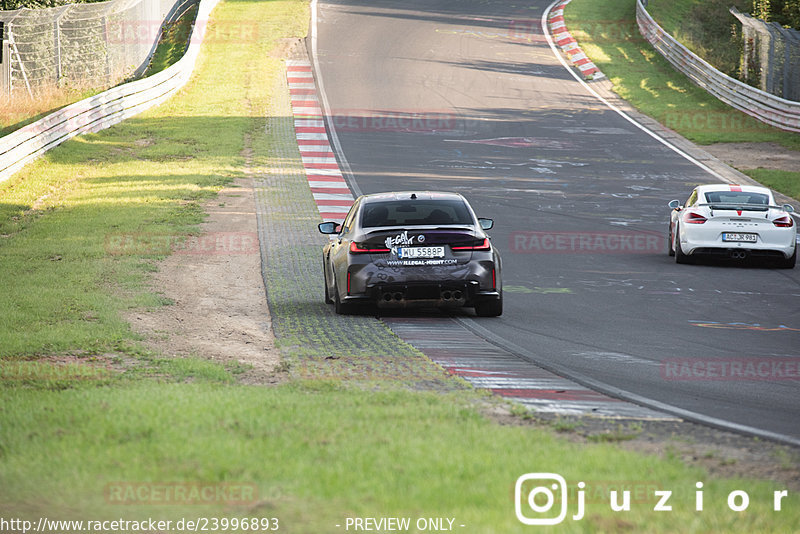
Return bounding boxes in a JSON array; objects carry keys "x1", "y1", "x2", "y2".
[
  {"x1": 323, "y1": 260, "x2": 333, "y2": 304},
  {"x1": 333, "y1": 281, "x2": 354, "y2": 315},
  {"x1": 778, "y1": 248, "x2": 797, "y2": 269},
  {"x1": 668, "y1": 224, "x2": 675, "y2": 256},
  {"x1": 475, "y1": 292, "x2": 503, "y2": 317},
  {"x1": 674, "y1": 227, "x2": 692, "y2": 264}
]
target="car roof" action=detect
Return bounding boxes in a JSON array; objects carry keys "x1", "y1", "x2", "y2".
[{"x1": 359, "y1": 191, "x2": 467, "y2": 204}]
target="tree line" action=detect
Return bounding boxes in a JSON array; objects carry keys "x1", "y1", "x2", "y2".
[
  {"x1": 753, "y1": 0, "x2": 800, "y2": 27},
  {"x1": 3, "y1": 0, "x2": 799, "y2": 30},
  {"x1": 2, "y1": 0, "x2": 99, "y2": 9}
]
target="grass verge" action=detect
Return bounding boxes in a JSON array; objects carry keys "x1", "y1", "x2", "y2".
[
  {"x1": 0, "y1": 0, "x2": 307, "y2": 358},
  {"x1": 645, "y1": 0, "x2": 750, "y2": 77},
  {"x1": 0, "y1": 0, "x2": 798, "y2": 532},
  {"x1": 0, "y1": 87, "x2": 103, "y2": 137},
  {"x1": 564, "y1": 0, "x2": 800, "y2": 200},
  {"x1": 3, "y1": 381, "x2": 799, "y2": 532},
  {"x1": 145, "y1": 3, "x2": 201, "y2": 76}
]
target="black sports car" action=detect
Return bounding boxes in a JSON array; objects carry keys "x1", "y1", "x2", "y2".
[{"x1": 318, "y1": 191, "x2": 502, "y2": 316}]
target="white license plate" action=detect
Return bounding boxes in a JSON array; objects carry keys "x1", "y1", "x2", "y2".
[
  {"x1": 398, "y1": 246, "x2": 445, "y2": 259},
  {"x1": 722, "y1": 233, "x2": 757, "y2": 243}
]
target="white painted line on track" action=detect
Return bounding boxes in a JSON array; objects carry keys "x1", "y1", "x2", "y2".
[{"x1": 541, "y1": 0, "x2": 734, "y2": 185}]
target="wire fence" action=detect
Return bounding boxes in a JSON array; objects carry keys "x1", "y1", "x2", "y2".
[
  {"x1": 730, "y1": 7, "x2": 800, "y2": 102},
  {"x1": 0, "y1": 0, "x2": 176, "y2": 98},
  {"x1": 637, "y1": 0, "x2": 800, "y2": 132},
  {"x1": 0, "y1": 0, "x2": 219, "y2": 183}
]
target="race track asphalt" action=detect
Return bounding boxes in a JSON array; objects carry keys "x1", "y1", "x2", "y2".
[{"x1": 312, "y1": 0, "x2": 800, "y2": 442}]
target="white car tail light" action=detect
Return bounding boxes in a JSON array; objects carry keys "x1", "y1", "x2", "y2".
[
  {"x1": 684, "y1": 211, "x2": 707, "y2": 224},
  {"x1": 773, "y1": 216, "x2": 794, "y2": 228}
]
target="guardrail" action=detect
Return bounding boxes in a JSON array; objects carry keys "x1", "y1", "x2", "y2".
[
  {"x1": 0, "y1": 0, "x2": 219, "y2": 185},
  {"x1": 636, "y1": 0, "x2": 800, "y2": 133}
]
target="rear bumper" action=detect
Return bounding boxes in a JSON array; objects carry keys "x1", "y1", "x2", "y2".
[
  {"x1": 681, "y1": 229, "x2": 796, "y2": 259},
  {"x1": 689, "y1": 247, "x2": 790, "y2": 260},
  {"x1": 361, "y1": 281, "x2": 500, "y2": 309}
]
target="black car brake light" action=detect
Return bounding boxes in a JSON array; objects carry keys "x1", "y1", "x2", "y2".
[
  {"x1": 451, "y1": 238, "x2": 490, "y2": 251},
  {"x1": 350, "y1": 242, "x2": 390, "y2": 254}
]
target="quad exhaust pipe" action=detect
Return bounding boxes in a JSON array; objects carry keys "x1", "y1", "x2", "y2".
[{"x1": 379, "y1": 289, "x2": 465, "y2": 302}]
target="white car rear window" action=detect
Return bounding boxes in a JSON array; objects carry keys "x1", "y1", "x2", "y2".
[{"x1": 704, "y1": 191, "x2": 769, "y2": 205}]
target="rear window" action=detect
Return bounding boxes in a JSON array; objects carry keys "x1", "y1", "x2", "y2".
[
  {"x1": 704, "y1": 191, "x2": 769, "y2": 206},
  {"x1": 361, "y1": 199, "x2": 473, "y2": 227}
]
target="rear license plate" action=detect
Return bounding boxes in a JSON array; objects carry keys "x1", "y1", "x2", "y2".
[
  {"x1": 722, "y1": 233, "x2": 757, "y2": 243},
  {"x1": 398, "y1": 246, "x2": 445, "y2": 259}
]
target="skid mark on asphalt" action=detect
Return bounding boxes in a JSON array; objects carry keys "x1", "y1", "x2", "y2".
[
  {"x1": 385, "y1": 317, "x2": 676, "y2": 419},
  {"x1": 287, "y1": 60, "x2": 353, "y2": 223}
]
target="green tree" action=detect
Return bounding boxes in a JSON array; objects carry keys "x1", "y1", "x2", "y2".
[
  {"x1": 753, "y1": 0, "x2": 772, "y2": 20},
  {"x1": 756, "y1": 0, "x2": 800, "y2": 28},
  {"x1": 3, "y1": 0, "x2": 101, "y2": 8},
  {"x1": 779, "y1": 0, "x2": 800, "y2": 28}
]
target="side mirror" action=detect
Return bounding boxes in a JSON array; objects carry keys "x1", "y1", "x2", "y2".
[
  {"x1": 668, "y1": 200, "x2": 682, "y2": 210},
  {"x1": 782, "y1": 204, "x2": 795, "y2": 213},
  {"x1": 318, "y1": 221, "x2": 340, "y2": 234},
  {"x1": 478, "y1": 218, "x2": 494, "y2": 230}
]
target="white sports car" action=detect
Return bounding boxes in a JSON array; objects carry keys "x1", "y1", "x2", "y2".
[{"x1": 668, "y1": 184, "x2": 796, "y2": 268}]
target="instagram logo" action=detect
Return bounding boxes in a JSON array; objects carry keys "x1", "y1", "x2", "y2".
[{"x1": 515, "y1": 473, "x2": 584, "y2": 525}]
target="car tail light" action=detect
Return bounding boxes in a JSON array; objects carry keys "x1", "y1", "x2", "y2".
[
  {"x1": 350, "y1": 242, "x2": 390, "y2": 254},
  {"x1": 347, "y1": 271, "x2": 351, "y2": 295},
  {"x1": 492, "y1": 268, "x2": 496, "y2": 291},
  {"x1": 452, "y1": 238, "x2": 491, "y2": 251},
  {"x1": 683, "y1": 211, "x2": 707, "y2": 224},
  {"x1": 773, "y1": 216, "x2": 794, "y2": 228}
]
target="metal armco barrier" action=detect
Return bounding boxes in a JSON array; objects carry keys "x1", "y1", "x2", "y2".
[
  {"x1": 636, "y1": 0, "x2": 800, "y2": 133},
  {"x1": 0, "y1": 0, "x2": 220, "y2": 185}
]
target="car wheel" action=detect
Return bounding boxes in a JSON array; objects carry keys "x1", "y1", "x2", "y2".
[
  {"x1": 333, "y1": 281, "x2": 354, "y2": 315},
  {"x1": 674, "y1": 227, "x2": 692, "y2": 264},
  {"x1": 668, "y1": 224, "x2": 675, "y2": 257},
  {"x1": 475, "y1": 292, "x2": 503, "y2": 317},
  {"x1": 323, "y1": 259, "x2": 333, "y2": 304},
  {"x1": 778, "y1": 247, "x2": 797, "y2": 269}
]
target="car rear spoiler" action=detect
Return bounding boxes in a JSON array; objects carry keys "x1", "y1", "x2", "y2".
[{"x1": 697, "y1": 203, "x2": 795, "y2": 216}]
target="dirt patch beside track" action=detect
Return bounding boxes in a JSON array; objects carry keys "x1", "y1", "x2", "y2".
[
  {"x1": 126, "y1": 170, "x2": 281, "y2": 385},
  {"x1": 704, "y1": 142, "x2": 800, "y2": 173}
]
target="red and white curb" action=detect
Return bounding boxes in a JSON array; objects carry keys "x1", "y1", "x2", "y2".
[
  {"x1": 286, "y1": 60, "x2": 354, "y2": 223},
  {"x1": 548, "y1": 0, "x2": 605, "y2": 80}
]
